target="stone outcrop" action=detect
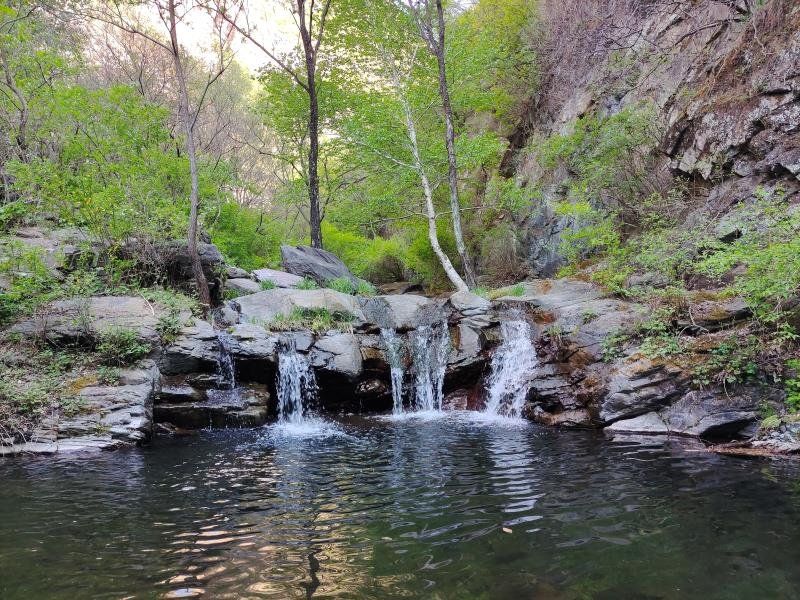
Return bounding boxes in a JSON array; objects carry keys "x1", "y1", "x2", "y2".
[
  {"x1": 11, "y1": 296, "x2": 182, "y2": 344},
  {"x1": 234, "y1": 288, "x2": 367, "y2": 327},
  {"x1": 1, "y1": 360, "x2": 159, "y2": 456},
  {"x1": 280, "y1": 244, "x2": 359, "y2": 286}
]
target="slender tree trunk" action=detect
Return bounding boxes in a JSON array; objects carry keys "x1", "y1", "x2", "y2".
[
  {"x1": 400, "y1": 89, "x2": 468, "y2": 293},
  {"x1": 299, "y1": 2, "x2": 323, "y2": 249},
  {"x1": 0, "y1": 47, "x2": 29, "y2": 161},
  {"x1": 167, "y1": 0, "x2": 211, "y2": 308},
  {"x1": 432, "y1": 0, "x2": 476, "y2": 288}
]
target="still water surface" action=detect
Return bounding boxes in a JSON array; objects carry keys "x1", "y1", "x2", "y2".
[{"x1": 2, "y1": 413, "x2": 800, "y2": 599}]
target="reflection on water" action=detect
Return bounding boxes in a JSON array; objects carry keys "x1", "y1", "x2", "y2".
[{"x1": 2, "y1": 414, "x2": 800, "y2": 599}]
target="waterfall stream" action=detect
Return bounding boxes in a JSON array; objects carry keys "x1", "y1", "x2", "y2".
[
  {"x1": 380, "y1": 328, "x2": 406, "y2": 415},
  {"x1": 483, "y1": 320, "x2": 538, "y2": 418},
  {"x1": 276, "y1": 340, "x2": 319, "y2": 424},
  {"x1": 215, "y1": 331, "x2": 236, "y2": 390},
  {"x1": 410, "y1": 322, "x2": 450, "y2": 412}
]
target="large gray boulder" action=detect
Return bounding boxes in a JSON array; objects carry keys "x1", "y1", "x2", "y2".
[
  {"x1": 252, "y1": 268, "x2": 304, "y2": 288},
  {"x1": 281, "y1": 245, "x2": 358, "y2": 286},
  {"x1": 160, "y1": 320, "x2": 219, "y2": 375},
  {"x1": 448, "y1": 291, "x2": 491, "y2": 317},
  {"x1": 234, "y1": 288, "x2": 366, "y2": 326},
  {"x1": 226, "y1": 278, "x2": 261, "y2": 295}
]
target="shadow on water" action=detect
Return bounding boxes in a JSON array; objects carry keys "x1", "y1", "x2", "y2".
[{"x1": 2, "y1": 416, "x2": 800, "y2": 599}]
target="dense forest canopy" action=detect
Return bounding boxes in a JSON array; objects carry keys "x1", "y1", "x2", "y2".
[{"x1": 0, "y1": 0, "x2": 534, "y2": 292}]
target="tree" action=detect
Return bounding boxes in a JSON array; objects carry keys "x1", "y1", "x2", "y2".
[
  {"x1": 327, "y1": 0, "x2": 469, "y2": 291},
  {"x1": 78, "y1": 0, "x2": 236, "y2": 308},
  {"x1": 404, "y1": 0, "x2": 476, "y2": 288},
  {"x1": 211, "y1": 0, "x2": 332, "y2": 249}
]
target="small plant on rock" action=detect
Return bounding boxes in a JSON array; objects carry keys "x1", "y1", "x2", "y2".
[
  {"x1": 260, "y1": 279, "x2": 277, "y2": 291},
  {"x1": 296, "y1": 277, "x2": 319, "y2": 290},
  {"x1": 326, "y1": 277, "x2": 356, "y2": 294},
  {"x1": 96, "y1": 326, "x2": 151, "y2": 366}
]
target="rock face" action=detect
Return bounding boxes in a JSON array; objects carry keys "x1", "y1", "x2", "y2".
[
  {"x1": 512, "y1": 2, "x2": 800, "y2": 276},
  {"x1": 360, "y1": 295, "x2": 441, "y2": 331},
  {"x1": 1, "y1": 360, "x2": 159, "y2": 456},
  {"x1": 280, "y1": 245, "x2": 358, "y2": 285},
  {"x1": 234, "y1": 289, "x2": 367, "y2": 327},
  {"x1": 11, "y1": 296, "x2": 179, "y2": 344}
]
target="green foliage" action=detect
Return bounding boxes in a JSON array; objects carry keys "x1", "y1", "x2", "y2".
[
  {"x1": 321, "y1": 223, "x2": 409, "y2": 284},
  {"x1": 260, "y1": 279, "x2": 276, "y2": 291},
  {"x1": 761, "y1": 414, "x2": 782, "y2": 430},
  {"x1": 96, "y1": 327, "x2": 151, "y2": 366},
  {"x1": 785, "y1": 360, "x2": 800, "y2": 413},
  {"x1": 296, "y1": 277, "x2": 319, "y2": 290},
  {"x1": 97, "y1": 366, "x2": 122, "y2": 386},
  {"x1": 0, "y1": 242, "x2": 59, "y2": 324},
  {"x1": 355, "y1": 280, "x2": 377, "y2": 296},
  {"x1": 209, "y1": 202, "x2": 289, "y2": 271},
  {"x1": 601, "y1": 330, "x2": 630, "y2": 362},
  {"x1": 268, "y1": 307, "x2": 355, "y2": 333},
  {"x1": 326, "y1": 277, "x2": 357, "y2": 294},
  {"x1": 691, "y1": 336, "x2": 759, "y2": 388}
]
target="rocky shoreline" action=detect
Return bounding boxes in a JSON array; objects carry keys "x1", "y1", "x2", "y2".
[{"x1": 2, "y1": 247, "x2": 794, "y2": 457}]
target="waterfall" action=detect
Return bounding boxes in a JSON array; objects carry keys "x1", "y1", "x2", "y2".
[
  {"x1": 410, "y1": 321, "x2": 450, "y2": 412},
  {"x1": 216, "y1": 331, "x2": 236, "y2": 389},
  {"x1": 276, "y1": 340, "x2": 318, "y2": 424},
  {"x1": 380, "y1": 328, "x2": 406, "y2": 415},
  {"x1": 483, "y1": 320, "x2": 538, "y2": 418}
]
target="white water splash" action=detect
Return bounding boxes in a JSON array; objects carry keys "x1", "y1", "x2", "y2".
[
  {"x1": 276, "y1": 341, "x2": 318, "y2": 425},
  {"x1": 483, "y1": 320, "x2": 538, "y2": 418},
  {"x1": 380, "y1": 328, "x2": 406, "y2": 415},
  {"x1": 410, "y1": 322, "x2": 450, "y2": 412}
]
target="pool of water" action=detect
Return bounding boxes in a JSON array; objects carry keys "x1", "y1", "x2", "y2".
[{"x1": 2, "y1": 412, "x2": 800, "y2": 599}]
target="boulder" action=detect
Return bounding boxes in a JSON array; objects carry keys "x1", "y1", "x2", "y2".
[
  {"x1": 599, "y1": 356, "x2": 689, "y2": 423},
  {"x1": 163, "y1": 241, "x2": 225, "y2": 280},
  {"x1": 359, "y1": 294, "x2": 441, "y2": 331},
  {"x1": 677, "y1": 297, "x2": 750, "y2": 331},
  {"x1": 312, "y1": 333, "x2": 363, "y2": 379},
  {"x1": 448, "y1": 291, "x2": 491, "y2": 317},
  {"x1": 225, "y1": 323, "x2": 279, "y2": 360},
  {"x1": 605, "y1": 389, "x2": 762, "y2": 438},
  {"x1": 11, "y1": 296, "x2": 177, "y2": 344},
  {"x1": 252, "y1": 268, "x2": 304, "y2": 288},
  {"x1": 226, "y1": 278, "x2": 261, "y2": 295},
  {"x1": 160, "y1": 320, "x2": 219, "y2": 375},
  {"x1": 280, "y1": 245, "x2": 358, "y2": 286},
  {"x1": 234, "y1": 288, "x2": 366, "y2": 327},
  {"x1": 225, "y1": 266, "x2": 249, "y2": 279}
]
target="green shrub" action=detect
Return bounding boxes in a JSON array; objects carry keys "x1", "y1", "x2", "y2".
[
  {"x1": 356, "y1": 280, "x2": 377, "y2": 296},
  {"x1": 785, "y1": 359, "x2": 800, "y2": 413},
  {"x1": 155, "y1": 313, "x2": 183, "y2": 345},
  {"x1": 321, "y1": 222, "x2": 409, "y2": 283},
  {"x1": 96, "y1": 326, "x2": 151, "y2": 366},
  {"x1": 97, "y1": 366, "x2": 123, "y2": 386},
  {"x1": 260, "y1": 279, "x2": 277, "y2": 291},
  {"x1": 268, "y1": 307, "x2": 355, "y2": 333},
  {"x1": 296, "y1": 277, "x2": 319, "y2": 290},
  {"x1": 326, "y1": 277, "x2": 356, "y2": 294}
]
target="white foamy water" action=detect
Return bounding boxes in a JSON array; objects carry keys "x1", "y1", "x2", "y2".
[
  {"x1": 380, "y1": 328, "x2": 406, "y2": 415},
  {"x1": 483, "y1": 320, "x2": 538, "y2": 419},
  {"x1": 275, "y1": 341, "x2": 319, "y2": 425},
  {"x1": 409, "y1": 322, "x2": 450, "y2": 412}
]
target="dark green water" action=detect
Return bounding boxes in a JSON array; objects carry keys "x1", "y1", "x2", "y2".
[{"x1": 2, "y1": 413, "x2": 800, "y2": 599}]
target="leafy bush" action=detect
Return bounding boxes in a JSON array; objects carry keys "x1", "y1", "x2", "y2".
[
  {"x1": 326, "y1": 277, "x2": 357, "y2": 294},
  {"x1": 296, "y1": 277, "x2": 319, "y2": 290},
  {"x1": 96, "y1": 327, "x2": 151, "y2": 366},
  {"x1": 97, "y1": 366, "x2": 122, "y2": 386},
  {"x1": 356, "y1": 280, "x2": 377, "y2": 296},
  {"x1": 321, "y1": 223, "x2": 409, "y2": 283}
]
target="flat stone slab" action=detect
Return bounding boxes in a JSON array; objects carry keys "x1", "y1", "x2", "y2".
[
  {"x1": 234, "y1": 288, "x2": 366, "y2": 326},
  {"x1": 226, "y1": 278, "x2": 261, "y2": 295},
  {"x1": 252, "y1": 268, "x2": 304, "y2": 288}
]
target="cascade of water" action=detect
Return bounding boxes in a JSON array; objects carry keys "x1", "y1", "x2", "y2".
[
  {"x1": 276, "y1": 340, "x2": 319, "y2": 424},
  {"x1": 483, "y1": 320, "x2": 538, "y2": 418},
  {"x1": 215, "y1": 331, "x2": 236, "y2": 389},
  {"x1": 410, "y1": 321, "x2": 450, "y2": 412},
  {"x1": 380, "y1": 328, "x2": 406, "y2": 415}
]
